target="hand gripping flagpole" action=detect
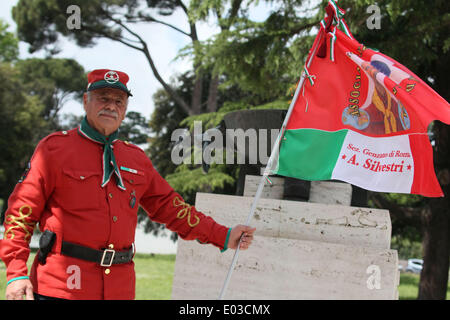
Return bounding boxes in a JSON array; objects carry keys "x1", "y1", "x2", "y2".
[{"x1": 217, "y1": 29, "x2": 325, "y2": 300}]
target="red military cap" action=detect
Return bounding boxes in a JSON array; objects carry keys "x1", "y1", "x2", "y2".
[{"x1": 87, "y1": 69, "x2": 133, "y2": 96}]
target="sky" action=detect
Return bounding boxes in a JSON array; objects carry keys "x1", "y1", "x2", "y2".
[{"x1": 0, "y1": 0, "x2": 274, "y2": 121}]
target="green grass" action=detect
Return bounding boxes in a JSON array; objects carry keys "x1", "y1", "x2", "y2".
[
  {"x1": 134, "y1": 253, "x2": 175, "y2": 300},
  {"x1": 1, "y1": 252, "x2": 448, "y2": 300},
  {"x1": 398, "y1": 273, "x2": 421, "y2": 300},
  {"x1": 398, "y1": 273, "x2": 450, "y2": 300}
]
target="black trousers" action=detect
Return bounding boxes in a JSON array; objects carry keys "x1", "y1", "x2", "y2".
[{"x1": 33, "y1": 292, "x2": 67, "y2": 300}]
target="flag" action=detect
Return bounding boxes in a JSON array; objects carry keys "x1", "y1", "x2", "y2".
[{"x1": 273, "y1": 2, "x2": 450, "y2": 197}]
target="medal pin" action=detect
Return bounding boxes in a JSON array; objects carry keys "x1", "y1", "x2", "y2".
[{"x1": 130, "y1": 190, "x2": 136, "y2": 209}]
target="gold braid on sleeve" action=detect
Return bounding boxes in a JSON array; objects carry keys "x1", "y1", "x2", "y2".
[
  {"x1": 4, "y1": 205, "x2": 35, "y2": 241},
  {"x1": 173, "y1": 197, "x2": 200, "y2": 227}
]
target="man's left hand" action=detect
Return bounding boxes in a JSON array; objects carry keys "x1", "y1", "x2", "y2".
[{"x1": 227, "y1": 225, "x2": 256, "y2": 250}]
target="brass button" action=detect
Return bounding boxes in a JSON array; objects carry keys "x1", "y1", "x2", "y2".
[
  {"x1": 108, "y1": 244, "x2": 114, "y2": 249},
  {"x1": 104, "y1": 268, "x2": 111, "y2": 275},
  {"x1": 109, "y1": 193, "x2": 113, "y2": 198},
  {"x1": 112, "y1": 216, "x2": 118, "y2": 222}
]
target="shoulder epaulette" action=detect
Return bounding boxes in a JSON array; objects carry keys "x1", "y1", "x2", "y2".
[
  {"x1": 41, "y1": 130, "x2": 71, "y2": 142},
  {"x1": 121, "y1": 140, "x2": 141, "y2": 149},
  {"x1": 39, "y1": 130, "x2": 74, "y2": 152},
  {"x1": 120, "y1": 140, "x2": 148, "y2": 158}
]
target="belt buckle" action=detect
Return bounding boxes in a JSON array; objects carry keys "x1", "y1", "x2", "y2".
[{"x1": 100, "y1": 249, "x2": 115, "y2": 267}]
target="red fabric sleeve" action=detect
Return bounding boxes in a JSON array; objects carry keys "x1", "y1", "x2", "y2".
[
  {"x1": 0, "y1": 138, "x2": 55, "y2": 282},
  {"x1": 139, "y1": 161, "x2": 229, "y2": 250}
]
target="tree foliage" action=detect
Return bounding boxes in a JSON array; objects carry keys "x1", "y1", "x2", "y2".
[
  {"x1": 12, "y1": 0, "x2": 215, "y2": 115},
  {"x1": 186, "y1": 0, "x2": 320, "y2": 99},
  {"x1": 15, "y1": 58, "x2": 86, "y2": 131},
  {"x1": 0, "y1": 63, "x2": 47, "y2": 220},
  {"x1": 0, "y1": 20, "x2": 19, "y2": 62}
]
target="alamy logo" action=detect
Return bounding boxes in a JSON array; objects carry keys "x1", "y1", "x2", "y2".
[
  {"x1": 366, "y1": 5, "x2": 381, "y2": 30},
  {"x1": 171, "y1": 121, "x2": 280, "y2": 166},
  {"x1": 366, "y1": 264, "x2": 381, "y2": 290},
  {"x1": 66, "y1": 265, "x2": 81, "y2": 289},
  {"x1": 66, "y1": 5, "x2": 81, "y2": 30}
]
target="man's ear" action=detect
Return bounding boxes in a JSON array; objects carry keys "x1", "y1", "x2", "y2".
[
  {"x1": 122, "y1": 98, "x2": 128, "y2": 120},
  {"x1": 83, "y1": 92, "x2": 88, "y2": 112}
]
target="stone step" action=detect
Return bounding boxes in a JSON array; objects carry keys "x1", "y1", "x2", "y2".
[
  {"x1": 194, "y1": 193, "x2": 392, "y2": 250},
  {"x1": 243, "y1": 175, "x2": 285, "y2": 199},
  {"x1": 309, "y1": 181, "x2": 352, "y2": 206},
  {"x1": 243, "y1": 174, "x2": 352, "y2": 206},
  {"x1": 172, "y1": 235, "x2": 399, "y2": 300}
]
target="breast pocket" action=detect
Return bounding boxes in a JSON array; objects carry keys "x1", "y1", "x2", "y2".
[{"x1": 60, "y1": 169, "x2": 102, "y2": 211}]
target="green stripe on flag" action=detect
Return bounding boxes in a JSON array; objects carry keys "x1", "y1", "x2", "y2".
[{"x1": 275, "y1": 129, "x2": 348, "y2": 181}]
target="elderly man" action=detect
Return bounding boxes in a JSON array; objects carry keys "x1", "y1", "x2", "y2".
[{"x1": 0, "y1": 69, "x2": 255, "y2": 300}]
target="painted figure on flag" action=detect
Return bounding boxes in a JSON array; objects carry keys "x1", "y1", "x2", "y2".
[{"x1": 342, "y1": 53, "x2": 412, "y2": 135}]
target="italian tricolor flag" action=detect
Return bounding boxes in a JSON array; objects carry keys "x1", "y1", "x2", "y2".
[{"x1": 273, "y1": 6, "x2": 450, "y2": 197}]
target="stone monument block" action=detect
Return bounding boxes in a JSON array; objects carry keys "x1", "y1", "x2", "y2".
[{"x1": 171, "y1": 193, "x2": 399, "y2": 299}]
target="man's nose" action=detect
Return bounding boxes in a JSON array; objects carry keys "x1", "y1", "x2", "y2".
[{"x1": 104, "y1": 101, "x2": 115, "y2": 110}]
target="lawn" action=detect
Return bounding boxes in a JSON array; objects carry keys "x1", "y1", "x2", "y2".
[
  {"x1": 398, "y1": 273, "x2": 450, "y2": 300},
  {"x1": 1, "y1": 252, "x2": 449, "y2": 300},
  {"x1": 134, "y1": 253, "x2": 175, "y2": 300}
]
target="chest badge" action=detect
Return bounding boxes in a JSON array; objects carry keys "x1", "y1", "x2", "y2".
[
  {"x1": 129, "y1": 190, "x2": 136, "y2": 209},
  {"x1": 120, "y1": 166, "x2": 139, "y2": 174}
]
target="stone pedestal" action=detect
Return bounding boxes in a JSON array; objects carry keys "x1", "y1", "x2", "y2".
[
  {"x1": 171, "y1": 177, "x2": 399, "y2": 299},
  {"x1": 243, "y1": 175, "x2": 352, "y2": 206}
]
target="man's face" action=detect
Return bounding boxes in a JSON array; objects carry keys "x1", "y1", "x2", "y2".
[{"x1": 83, "y1": 88, "x2": 128, "y2": 136}]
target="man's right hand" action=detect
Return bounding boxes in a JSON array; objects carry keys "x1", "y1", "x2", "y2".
[{"x1": 6, "y1": 279, "x2": 34, "y2": 300}]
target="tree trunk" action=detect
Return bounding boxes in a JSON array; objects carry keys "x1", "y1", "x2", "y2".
[
  {"x1": 206, "y1": 74, "x2": 219, "y2": 113},
  {"x1": 418, "y1": 122, "x2": 450, "y2": 300},
  {"x1": 191, "y1": 71, "x2": 203, "y2": 114}
]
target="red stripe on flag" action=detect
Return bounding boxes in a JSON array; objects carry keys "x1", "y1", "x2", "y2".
[{"x1": 409, "y1": 134, "x2": 443, "y2": 197}]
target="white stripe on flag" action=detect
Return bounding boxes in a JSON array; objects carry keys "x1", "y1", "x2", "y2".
[{"x1": 331, "y1": 130, "x2": 414, "y2": 193}]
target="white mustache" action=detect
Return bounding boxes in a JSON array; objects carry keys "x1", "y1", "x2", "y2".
[{"x1": 98, "y1": 110, "x2": 118, "y2": 119}]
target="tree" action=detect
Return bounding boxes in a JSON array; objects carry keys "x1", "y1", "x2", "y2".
[
  {"x1": 61, "y1": 111, "x2": 152, "y2": 146},
  {"x1": 0, "y1": 19, "x2": 88, "y2": 223},
  {"x1": 117, "y1": 111, "x2": 151, "y2": 145},
  {"x1": 12, "y1": 0, "x2": 211, "y2": 115},
  {"x1": 0, "y1": 19, "x2": 44, "y2": 221},
  {"x1": 15, "y1": 58, "x2": 86, "y2": 132},
  {"x1": 12, "y1": 0, "x2": 321, "y2": 116},
  {"x1": 143, "y1": 70, "x2": 236, "y2": 240},
  {"x1": 0, "y1": 20, "x2": 19, "y2": 63},
  {"x1": 188, "y1": 0, "x2": 320, "y2": 103},
  {"x1": 141, "y1": 1, "x2": 320, "y2": 237},
  {"x1": 0, "y1": 63, "x2": 47, "y2": 222}
]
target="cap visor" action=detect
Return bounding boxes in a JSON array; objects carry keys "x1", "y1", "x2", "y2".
[{"x1": 88, "y1": 80, "x2": 132, "y2": 96}]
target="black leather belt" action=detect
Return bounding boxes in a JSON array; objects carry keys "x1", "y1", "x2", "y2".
[{"x1": 61, "y1": 241, "x2": 134, "y2": 267}]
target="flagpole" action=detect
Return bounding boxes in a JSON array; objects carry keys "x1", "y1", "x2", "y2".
[{"x1": 217, "y1": 30, "x2": 324, "y2": 300}]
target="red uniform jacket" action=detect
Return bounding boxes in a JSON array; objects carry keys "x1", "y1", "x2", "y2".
[{"x1": 0, "y1": 128, "x2": 229, "y2": 299}]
